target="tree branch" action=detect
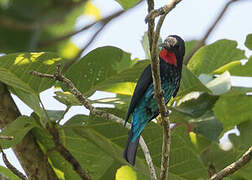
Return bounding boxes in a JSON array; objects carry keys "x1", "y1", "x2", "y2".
[
  {"x1": 38, "y1": 10, "x2": 124, "y2": 48},
  {"x1": 30, "y1": 64, "x2": 156, "y2": 179},
  {"x1": 210, "y1": 146, "x2": 252, "y2": 180},
  {"x1": 48, "y1": 125, "x2": 91, "y2": 180},
  {"x1": 63, "y1": 22, "x2": 108, "y2": 73},
  {"x1": 146, "y1": 0, "x2": 155, "y2": 53},
  {"x1": 145, "y1": 0, "x2": 182, "y2": 23},
  {"x1": 184, "y1": 0, "x2": 244, "y2": 65},
  {"x1": 0, "y1": 147, "x2": 27, "y2": 180},
  {"x1": 146, "y1": 0, "x2": 182, "y2": 180}
]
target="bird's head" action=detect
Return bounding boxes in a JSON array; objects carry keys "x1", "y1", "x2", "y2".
[{"x1": 159, "y1": 35, "x2": 185, "y2": 69}]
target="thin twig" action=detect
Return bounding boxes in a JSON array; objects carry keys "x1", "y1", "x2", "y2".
[
  {"x1": 184, "y1": 0, "x2": 243, "y2": 65},
  {"x1": 63, "y1": 22, "x2": 107, "y2": 72},
  {"x1": 38, "y1": 10, "x2": 124, "y2": 47},
  {"x1": 139, "y1": 136, "x2": 157, "y2": 180},
  {"x1": 147, "y1": 0, "x2": 155, "y2": 53},
  {"x1": 210, "y1": 146, "x2": 252, "y2": 180},
  {"x1": 147, "y1": 0, "x2": 182, "y2": 179},
  {"x1": 48, "y1": 125, "x2": 91, "y2": 180},
  {"x1": 30, "y1": 64, "x2": 156, "y2": 179},
  {"x1": 0, "y1": 135, "x2": 14, "y2": 140},
  {"x1": 0, "y1": 147, "x2": 28, "y2": 180},
  {"x1": 145, "y1": 0, "x2": 182, "y2": 23}
]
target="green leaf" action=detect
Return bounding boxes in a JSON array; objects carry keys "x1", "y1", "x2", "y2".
[
  {"x1": 54, "y1": 91, "x2": 80, "y2": 106},
  {"x1": 10, "y1": 87, "x2": 42, "y2": 117},
  {"x1": 31, "y1": 127, "x2": 81, "y2": 180},
  {"x1": 174, "y1": 93, "x2": 218, "y2": 118},
  {"x1": 192, "y1": 112, "x2": 223, "y2": 141},
  {"x1": 0, "y1": 166, "x2": 20, "y2": 180},
  {"x1": 184, "y1": 40, "x2": 200, "y2": 59},
  {"x1": 0, "y1": 116, "x2": 38, "y2": 149},
  {"x1": 61, "y1": 116, "x2": 125, "y2": 179},
  {"x1": 188, "y1": 39, "x2": 246, "y2": 76},
  {"x1": 245, "y1": 34, "x2": 252, "y2": 50},
  {"x1": 214, "y1": 56, "x2": 252, "y2": 77},
  {"x1": 66, "y1": 47, "x2": 149, "y2": 96},
  {"x1": 178, "y1": 65, "x2": 211, "y2": 96},
  {"x1": 213, "y1": 95, "x2": 252, "y2": 131},
  {"x1": 141, "y1": 32, "x2": 151, "y2": 59},
  {"x1": 0, "y1": 52, "x2": 64, "y2": 93},
  {"x1": 45, "y1": 110, "x2": 65, "y2": 122},
  {"x1": 64, "y1": 115, "x2": 208, "y2": 179},
  {"x1": 115, "y1": 0, "x2": 140, "y2": 9},
  {"x1": 229, "y1": 120, "x2": 252, "y2": 151},
  {"x1": 201, "y1": 120, "x2": 252, "y2": 179}
]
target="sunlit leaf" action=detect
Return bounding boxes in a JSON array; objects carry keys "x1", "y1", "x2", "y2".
[
  {"x1": 66, "y1": 47, "x2": 148, "y2": 96},
  {"x1": 0, "y1": 52, "x2": 64, "y2": 93},
  {"x1": 214, "y1": 56, "x2": 252, "y2": 77},
  {"x1": 188, "y1": 39, "x2": 246, "y2": 76}
]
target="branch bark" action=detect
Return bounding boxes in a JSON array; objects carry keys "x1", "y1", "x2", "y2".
[
  {"x1": 0, "y1": 83, "x2": 58, "y2": 179},
  {"x1": 0, "y1": 147, "x2": 27, "y2": 180},
  {"x1": 38, "y1": 10, "x2": 124, "y2": 48},
  {"x1": 210, "y1": 146, "x2": 252, "y2": 180},
  {"x1": 30, "y1": 64, "x2": 156, "y2": 180},
  {"x1": 146, "y1": 0, "x2": 182, "y2": 180}
]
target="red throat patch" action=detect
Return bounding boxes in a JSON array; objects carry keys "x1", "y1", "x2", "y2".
[{"x1": 160, "y1": 49, "x2": 177, "y2": 66}]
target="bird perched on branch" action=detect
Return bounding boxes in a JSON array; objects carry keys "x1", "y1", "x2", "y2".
[{"x1": 123, "y1": 35, "x2": 185, "y2": 166}]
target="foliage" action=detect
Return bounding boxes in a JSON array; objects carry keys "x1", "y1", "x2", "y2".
[{"x1": 0, "y1": 0, "x2": 251, "y2": 180}]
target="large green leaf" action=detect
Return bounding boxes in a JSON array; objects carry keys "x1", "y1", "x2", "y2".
[
  {"x1": 0, "y1": 52, "x2": 64, "y2": 93},
  {"x1": 64, "y1": 114, "x2": 208, "y2": 179},
  {"x1": 213, "y1": 95, "x2": 252, "y2": 131},
  {"x1": 245, "y1": 34, "x2": 252, "y2": 50},
  {"x1": 0, "y1": 116, "x2": 38, "y2": 149},
  {"x1": 192, "y1": 111, "x2": 223, "y2": 141},
  {"x1": 115, "y1": 0, "x2": 140, "y2": 9},
  {"x1": 178, "y1": 65, "x2": 211, "y2": 96},
  {"x1": 184, "y1": 40, "x2": 199, "y2": 60},
  {"x1": 174, "y1": 93, "x2": 218, "y2": 118},
  {"x1": 214, "y1": 56, "x2": 252, "y2": 77},
  {"x1": 188, "y1": 39, "x2": 246, "y2": 76},
  {"x1": 66, "y1": 47, "x2": 149, "y2": 96}
]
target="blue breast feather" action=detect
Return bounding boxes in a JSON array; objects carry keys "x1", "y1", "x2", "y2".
[{"x1": 131, "y1": 81, "x2": 176, "y2": 142}]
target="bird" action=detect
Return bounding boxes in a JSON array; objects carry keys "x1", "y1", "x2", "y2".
[{"x1": 123, "y1": 35, "x2": 185, "y2": 166}]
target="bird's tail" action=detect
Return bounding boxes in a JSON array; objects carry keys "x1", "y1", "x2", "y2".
[{"x1": 123, "y1": 129, "x2": 140, "y2": 166}]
